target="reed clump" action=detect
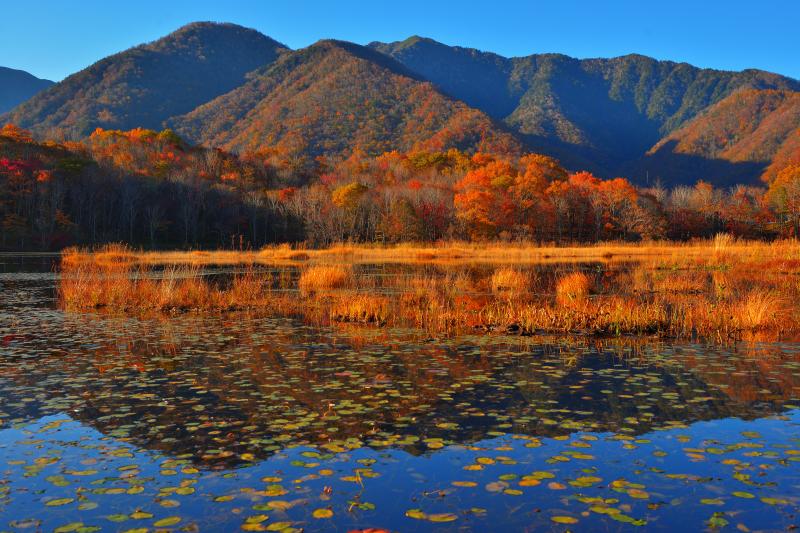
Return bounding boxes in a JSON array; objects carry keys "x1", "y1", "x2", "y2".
[
  {"x1": 555, "y1": 272, "x2": 593, "y2": 302},
  {"x1": 490, "y1": 267, "x2": 529, "y2": 294},
  {"x1": 59, "y1": 260, "x2": 273, "y2": 312},
  {"x1": 733, "y1": 290, "x2": 783, "y2": 330},
  {"x1": 330, "y1": 294, "x2": 390, "y2": 326},
  {"x1": 712, "y1": 232, "x2": 735, "y2": 263},
  {"x1": 60, "y1": 261, "x2": 218, "y2": 311},
  {"x1": 298, "y1": 265, "x2": 353, "y2": 294}
]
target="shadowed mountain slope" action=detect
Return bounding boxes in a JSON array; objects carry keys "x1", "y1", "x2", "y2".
[
  {"x1": 633, "y1": 89, "x2": 800, "y2": 185},
  {"x1": 0, "y1": 67, "x2": 53, "y2": 114}
]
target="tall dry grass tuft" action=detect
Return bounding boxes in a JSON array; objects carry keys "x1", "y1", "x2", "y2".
[
  {"x1": 713, "y1": 233, "x2": 735, "y2": 253},
  {"x1": 223, "y1": 267, "x2": 271, "y2": 307},
  {"x1": 298, "y1": 265, "x2": 353, "y2": 293},
  {"x1": 490, "y1": 267, "x2": 529, "y2": 294},
  {"x1": 734, "y1": 290, "x2": 783, "y2": 330},
  {"x1": 330, "y1": 294, "x2": 390, "y2": 325},
  {"x1": 556, "y1": 272, "x2": 593, "y2": 302},
  {"x1": 712, "y1": 233, "x2": 735, "y2": 263},
  {"x1": 260, "y1": 243, "x2": 311, "y2": 262},
  {"x1": 150, "y1": 265, "x2": 214, "y2": 309},
  {"x1": 59, "y1": 261, "x2": 223, "y2": 311}
]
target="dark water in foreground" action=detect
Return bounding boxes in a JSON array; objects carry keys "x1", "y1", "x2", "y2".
[{"x1": 1, "y1": 256, "x2": 799, "y2": 532}]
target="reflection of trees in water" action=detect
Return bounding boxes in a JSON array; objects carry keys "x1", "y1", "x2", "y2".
[{"x1": 2, "y1": 309, "x2": 798, "y2": 470}]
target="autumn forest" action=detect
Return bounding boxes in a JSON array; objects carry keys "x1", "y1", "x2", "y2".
[{"x1": 1, "y1": 121, "x2": 799, "y2": 250}]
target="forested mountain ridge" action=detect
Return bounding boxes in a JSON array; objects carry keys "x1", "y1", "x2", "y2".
[
  {"x1": 170, "y1": 39, "x2": 523, "y2": 168},
  {"x1": 2, "y1": 23, "x2": 799, "y2": 188},
  {"x1": 370, "y1": 36, "x2": 800, "y2": 177},
  {"x1": 0, "y1": 22, "x2": 288, "y2": 139},
  {"x1": 0, "y1": 67, "x2": 53, "y2": 114}
]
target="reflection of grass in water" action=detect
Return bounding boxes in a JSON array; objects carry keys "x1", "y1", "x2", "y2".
[{"x1": 59, "y1": 242, "x2": 800, "y2": 341}]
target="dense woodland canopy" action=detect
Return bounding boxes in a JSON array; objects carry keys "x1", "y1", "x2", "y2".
[{"x1": 2, "y1": 123, "x2": 798, "y2": 251}]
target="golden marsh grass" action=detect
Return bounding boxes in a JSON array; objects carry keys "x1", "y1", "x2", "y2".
[
  {"x1": 59, "y1": 238, "x2": 800, "y2": 267},
  {"x1": 58, "y1": 239, "x2": 800, "y2": 342}
]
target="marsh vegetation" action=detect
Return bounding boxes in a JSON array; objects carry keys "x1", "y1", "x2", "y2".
[{"x1": 59, "y1": 237, "x2": 798, "y2": 342}]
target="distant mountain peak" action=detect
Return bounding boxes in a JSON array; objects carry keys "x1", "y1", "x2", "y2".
[
  {"x1": 1, "y1": 22, "x2": 288, "y2": 138},
  {"x1": 398, "y1": 35, "x2": 442, "y2": 47},
  {"x1": 0, "y1": 65, "x2": 52, "y2": 80}
]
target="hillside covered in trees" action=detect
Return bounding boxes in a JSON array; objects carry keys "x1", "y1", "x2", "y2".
[
  {"x1": 2, "y1": 22, "x2": 798, "y2": 189},
  {"x1": 370, "y1": 36, "x2": 800, "y2": 179},
  {"x1": 170, "y1": 40, "x2": 522, "y2": 172},
  {"x1": 641, "y1": 89, "x2": 800, "y2": 185}
]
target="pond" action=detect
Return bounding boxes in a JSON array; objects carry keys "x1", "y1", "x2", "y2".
[{"x1": 1, "y1": 257, "x2": 799, "y2": 531}]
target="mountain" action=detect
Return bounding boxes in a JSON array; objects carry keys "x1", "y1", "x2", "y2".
[
  {"x1": 370, "y1": 37, "x2": 800, "y2": 178},
  {"x1": 170, "y1": 40, "x2": 522, "y2": 162},
  {"x1": 0, "y1": 22, "x2": 288, "y2": 139},
  {"x1": 4, "y1": 25, "x2": 799, "y2": 186},
  {"x1": 0, "y1": 67, "x2": 53, "y2": 114},
  {"x1": 635, "y1": 89, "x2": 800, "y2": 185}
]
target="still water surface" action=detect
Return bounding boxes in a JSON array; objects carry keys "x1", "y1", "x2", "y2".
[{"x1": 1, "y1": 256, "x2": 799, "y2": 531}]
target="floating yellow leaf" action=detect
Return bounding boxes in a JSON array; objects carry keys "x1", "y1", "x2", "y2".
[
  {"x1": 45, "y1": 498, "x2": 74, "y2": 507},
  {"x1": 153, "y1": 516, "x2": 181, "y2": 527},
  {"x1": 627, "y1": 489, "x2": 649, "y2": 499},
  {"x1": 427, "y1": 513, "x2": 458, "y2": 522}
]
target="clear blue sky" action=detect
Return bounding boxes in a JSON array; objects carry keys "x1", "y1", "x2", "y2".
[{"x1": 2, "y1": 0, "x2": 798, "y2": 82}]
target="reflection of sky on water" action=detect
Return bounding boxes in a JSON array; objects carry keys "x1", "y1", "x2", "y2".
[{"x1": 1, "y1": 411, "x2": 798, "y2": 531}]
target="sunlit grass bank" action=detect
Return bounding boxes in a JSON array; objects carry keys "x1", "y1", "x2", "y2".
[
  {"x1": 61, "y1": 236, "x2": 800, "y2": 267},
  {"x1": 59, "y1": 237, "x2": 800, "y2": 341}
]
